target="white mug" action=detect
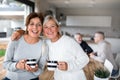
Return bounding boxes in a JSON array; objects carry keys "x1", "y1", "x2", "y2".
[
  {"x1": 47, "y1": 60, "x2": 57, "y2": 71},
  {"x1": 26, "y1": 59, "x2": 37, "y2": 68}
]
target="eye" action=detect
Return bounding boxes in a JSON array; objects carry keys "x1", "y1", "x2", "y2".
[
  {"x1": 51, "y1": 24, "x2": 57, "y2": 28},
  {"x1": 36, "y1": 23, "x2": 42, "y2": 27},
  {"x1": 43, "y1": 26, "x2": 48, "y2": 29},
  {"x1": 51, "y1": 25, "x2": 55, "y2": 27}
]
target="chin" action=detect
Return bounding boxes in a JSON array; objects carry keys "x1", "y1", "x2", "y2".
[
  {"x1": 47, "y1": 37, "x2": 53, "y2": 39},
  {"x1": 31, "y1": 35, "x2": 39, "y2": 38},
  {"x1": 45, "y1": 35, "x2": 53, "y2": 38}
]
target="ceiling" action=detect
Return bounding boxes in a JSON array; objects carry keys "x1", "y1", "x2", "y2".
[{"x1": 46, "y1": 0, "x2": 120, "y2": 9}]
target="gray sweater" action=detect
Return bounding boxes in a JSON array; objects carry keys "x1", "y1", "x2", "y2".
[{"x1": 3, "y1": 36, "x2": 48, "y2": 80}]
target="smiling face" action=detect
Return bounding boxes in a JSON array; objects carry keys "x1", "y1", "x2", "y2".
[
  {"x1": 27, "y1": 17, "x2": 42, "y2": 38},
  {"x1": 43, "y1": 16, "x2": 60, "y2": 42},
  {"x1": 74, "y1": 34, "x2": 82, "y2": 43}
]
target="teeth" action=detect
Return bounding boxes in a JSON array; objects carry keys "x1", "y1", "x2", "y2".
[
  {"x1": 47, "y1": 32, "x2": 53, "y2": 35},
  {"x1": 32, "y1": 31, "x2": 38, "y2": 34}
]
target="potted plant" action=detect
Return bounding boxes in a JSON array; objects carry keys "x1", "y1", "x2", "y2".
[{"x1": 94, "y1": 67, "x2": 110, "y2": 80}]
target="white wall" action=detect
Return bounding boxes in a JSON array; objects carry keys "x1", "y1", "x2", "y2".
[
  {"x1": 11, "y1": 20, "x2": 24, "y2": 29},
  {"x1": 66, "y1": 16, "x2": 112, "y2": 27},
  {"x1": 106, "y1": 38, "x2": 120, "y2": 54},
  {"x1": 0, "y1": 20, "x2": 11, "y2": 32},
  {"x1": 0, "y1": 19, "x2": 24, "y2": 37},
  {"x1": 57, "y1": 8, "x2": 120, "y2": 38}
]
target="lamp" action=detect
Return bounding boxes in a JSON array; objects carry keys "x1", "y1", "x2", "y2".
[
  {"x1": 64, "y1": 0, "x2": 70, "y2": 4},
  {"x1": 90, "y1": 0, "x2": 96, "y2": 7}
]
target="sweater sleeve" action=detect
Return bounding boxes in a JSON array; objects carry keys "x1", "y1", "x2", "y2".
[
  {"x1": 66, "y1": 39, "x2": 89, "y2": 71},
  {"x1": 3, "y1": 40, "x2": 19, "y2": 72}
]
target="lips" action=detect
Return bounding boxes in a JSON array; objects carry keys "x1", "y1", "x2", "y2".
[
  {"x1": 30, "y1": 30, "x2": 40, "y2": 37},
  {"x1": 32, "y1": 30, "x2": 39, "y2": 34}
]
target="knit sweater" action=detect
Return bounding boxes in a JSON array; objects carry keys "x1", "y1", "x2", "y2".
[
  {"x1": 3, "y1": 36, "x2": 47, "y2": 80},
  {"x1": 47, "y1": 35, "x2": 89, "y2": 80}
]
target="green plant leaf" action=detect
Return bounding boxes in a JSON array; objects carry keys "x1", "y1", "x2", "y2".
[{"x1": 94, "y1": 67, "x2": 110, "y2": 78}]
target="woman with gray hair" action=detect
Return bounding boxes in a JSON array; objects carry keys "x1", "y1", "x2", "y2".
[{"x1": 42, "y1": 15, "x2": 89, "y2": 80}]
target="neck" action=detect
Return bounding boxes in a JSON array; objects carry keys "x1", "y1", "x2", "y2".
[
  {"x1": 51, "y1": 34, "x2": 61, "y2": 42},
  {"x1": 24, "y1": 34, "x2": 39, "y2": 44}
]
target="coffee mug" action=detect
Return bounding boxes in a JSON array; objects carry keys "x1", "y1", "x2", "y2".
[
  {"x1": 26, "y1": 59, "x2": 37, "y2": 68},
  {"x1": 47, "y1": 60, "x2": 57, "y2": 71}
]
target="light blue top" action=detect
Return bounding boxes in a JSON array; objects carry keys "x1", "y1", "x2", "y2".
[{"x1": 3, "y1": 36, "x2": 48, "y2": 80}]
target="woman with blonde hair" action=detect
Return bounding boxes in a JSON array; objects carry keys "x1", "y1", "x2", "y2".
[{"x1": 42, "y1": 15, "x2": 89, "y2": 80}]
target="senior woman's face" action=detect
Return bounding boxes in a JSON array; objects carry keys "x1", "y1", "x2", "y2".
[{"x1": 43, "y1": 20, "x2": 59, "y2": 42}]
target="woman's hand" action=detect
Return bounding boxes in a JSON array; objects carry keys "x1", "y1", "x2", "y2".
[
  {"x1": 11, "y1": 30, "x2": 25, "y2": 41},
  {"x1": 16, "y1": 59, "x2": 38, "y2": 72},
  {"x1": 57, "y1": 61, "x2": 68, "y2": 71},
  {"x1": 11, "y1": 31, "x2": 21, "y2": 41},
  {"x1": 16, "y1": 59, "x2": 26, "y2": 70},
  {"x1": 89, "y1": 53, "x2": 95, "y2": 58},
  {"x1": 25, "y1": 64, "x2": 38, "y2": 72}
]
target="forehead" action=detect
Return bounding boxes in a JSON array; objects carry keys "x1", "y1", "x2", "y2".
[
  {"x1": 30, "y1": 17, "x2": 40, "y2": 22},
  {"x1": 43, "y1": 20, "x2": 58, "y2": 28},
  {"x1": 76, "y1": 34, "x2": 82, "y2": 37},
  {"x1": 94, "y1": 33, "x2": 101, "y2": 37}
]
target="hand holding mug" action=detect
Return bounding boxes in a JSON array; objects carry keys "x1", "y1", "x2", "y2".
[
  {"x1": 26, "y1": 59, "x2": 37, "y2": 68},
  {"x1": 25, "y1": 59, "x2": 38, "y2": 72},
  {"x1": 25, "y1": 63, "x2": 38, "y2": 72},
  {"x1": 16, "y1": 59, "x2": 26, "y2": 70}
]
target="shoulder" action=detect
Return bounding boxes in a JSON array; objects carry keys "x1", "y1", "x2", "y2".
[
  {"x1": 61, "y1": 35, "x2": 79, "y2": 46},
  {"x1": 100, "y1": 40, "x2": 111, "y2": 47},
  {"x1": 61, "y1": 35, "x2": 74, "y2": 41},
  {"x1": 82, "y1": 40, "x2": 87, "y2": 44},
  {"x1": 8, "y1": 36, "x2": 23, "y2": 47}
]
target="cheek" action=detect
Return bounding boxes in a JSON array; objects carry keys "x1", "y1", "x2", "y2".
[
  {"x1": 38, "y1": 27, "x2": 42, "y2": 31},
  {"x1": 94, "y1": 38, "x2": 97, "y2": 42},
  {"x1": 43, "y1": 29, "x2": 46, "y2": 33},
  {"x1": 43, "y1": 29, "x2": 47, "y2": 35},
  {"x1": 27, "y1": 27, "x2": 30, "y2": 31},
  {"x1": 54, "y1": 28, "x2": 59, "y2": 34}
]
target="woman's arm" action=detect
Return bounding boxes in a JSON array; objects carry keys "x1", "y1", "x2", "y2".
[
  {"x1": 66, "y1": 38, "x2": 89, "y2": 71},
  {"x1": 3, "y1": 40, "x2": 19, "y2": 71},
  {"x1": 11, "y1": 30, "x2": 25, "y2": 41}
]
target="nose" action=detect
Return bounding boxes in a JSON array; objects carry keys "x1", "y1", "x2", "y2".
[
  {"x1": 46, "y1": 27, "x2": 52, "y2": 31},
  {"x1": 33, "y1": 24, "x2": 39, "y2": 28}
]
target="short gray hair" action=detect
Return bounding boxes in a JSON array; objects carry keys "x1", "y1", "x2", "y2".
[
  {"x1": 74, "y1": 33, "x2": 83, "y2": 37},
  {"x1": 95, "y1": 31, "x2": 105, "y2": 39}
]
